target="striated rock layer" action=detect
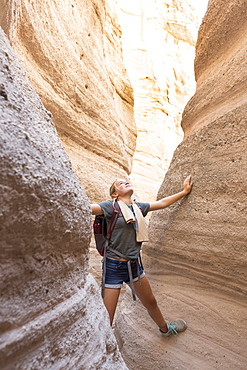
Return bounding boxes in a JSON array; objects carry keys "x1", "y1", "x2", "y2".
[
  {"x1": 0, "y1": 28, "x2": 127, "y2": 369},
  {"x1": 182, "y1": 0, "x2": 247, "y2": 137},
  {"x1": 116, "y1": 0, "x2": 247, "y2": 369},
  {"x1": 0, "y1": 0, "x2": 136, "y2": 202},
  {"x1": 115, "y1": 0, "x2": 199, "y2": 202}
]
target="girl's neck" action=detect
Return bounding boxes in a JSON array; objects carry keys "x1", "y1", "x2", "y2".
[{"x1": 117, "y1": 196, "x2": 132, "y2": 205}]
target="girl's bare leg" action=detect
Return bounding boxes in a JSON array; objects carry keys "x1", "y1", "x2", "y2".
[
  {"x1": 103, "y1": 288, "x2": 121, "y2": 326},
  {"x1": 133, "y1": 276, "x2": 168, "y2": 332}
]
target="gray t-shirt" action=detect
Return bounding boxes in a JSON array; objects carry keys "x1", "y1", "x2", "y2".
[{"x1": 98, "y1": 200, "x2": 150, "y2": 259}]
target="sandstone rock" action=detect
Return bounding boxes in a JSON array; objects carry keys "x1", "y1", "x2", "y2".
[
  {"x1": 115, "y1": 0, "x2": 199, "y2": 202},
  {"x1": 147, "y1": 106, "x2": 246, "y2": 294},
  {"x1": 182, "y1": 0, "x2": 247, "y2": 137},
  {"x1": 0, "y1": 0, "x2": 136, "y2": 203},
  {"x1": 116, "y1": 0, "x2": 247, "y2": 369},
  {"x1": 0, "y1": 28, "x2": 127, "y2": 369}
]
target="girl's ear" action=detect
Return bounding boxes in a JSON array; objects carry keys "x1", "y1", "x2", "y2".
[{"x1": 112, "y1": 192, "x2": 118, "y2": 199}]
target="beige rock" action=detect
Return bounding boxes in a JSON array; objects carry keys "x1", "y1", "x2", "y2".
[
  {"x1": 115, "y1": 0, "x2": 199, "y2": 202},
  {"x1": 116, "y1": 0, "x2": 247, "y2": 369},
  {"x1": 0, "y1": 0, "x2": 136, "y2": 202},
  {"x1": 1, "y1": 0, "x2": 246, "y2": 369},
  {"x1": 0, "y1": 28, "x2": 127, "y2": 369},
  {"x1": 182, "y1": 0, "x2": 247, "y2": 137}
]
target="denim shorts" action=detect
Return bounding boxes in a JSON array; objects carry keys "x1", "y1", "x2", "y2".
[{"x1": 104, "y1": 257, "x2": 145, "y2": 289}]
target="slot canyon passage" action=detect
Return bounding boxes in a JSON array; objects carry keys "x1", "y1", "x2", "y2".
[{"x1": 0, "y1": 0, "x2": 246, "y2": 369}]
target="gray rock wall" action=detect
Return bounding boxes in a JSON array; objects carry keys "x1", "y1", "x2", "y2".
[{"x1": 0, "y1": 28, "x2": 127, "y2": 369}]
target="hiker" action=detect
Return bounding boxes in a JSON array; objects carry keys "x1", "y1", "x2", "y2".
[{"x1": 91, "y1": 175, "x2": 193, "y2": 336}]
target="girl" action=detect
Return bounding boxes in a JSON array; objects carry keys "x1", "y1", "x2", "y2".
[{"x1": 91, "y1": 175, "x2": 193, "y2": 336}]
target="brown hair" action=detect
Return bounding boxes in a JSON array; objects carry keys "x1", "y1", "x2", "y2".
[{"x1": 109, "y1": 179, "x2": 118, "y2": 198}]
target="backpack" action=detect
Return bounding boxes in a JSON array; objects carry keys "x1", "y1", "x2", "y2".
[{"x1": 93, "y1": 200, "x2": 120, "y2": 256}]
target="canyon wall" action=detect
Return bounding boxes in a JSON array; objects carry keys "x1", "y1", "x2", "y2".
[
  {"x1": 0, "y1": 28, "x2": 127, "y2": 369},
  {"x1": 115, "y1": 0, "x2": 199, "y2": 202},
  {"x1": 0, "y1": 0, "x2": 136, "y2": 203},
  {"x1": 1, "y1": 0, "x2": 246, "y2": 369},
  {"x1": 116, "y1": 0, "x2": 247, "y2": 369},
  {"x1": 0, "y1": 0, "x2": 200, "y2": 204}
]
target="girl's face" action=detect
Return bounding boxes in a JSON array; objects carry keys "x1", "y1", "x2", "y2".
[{"x1": 113, "y1": 179, "x2": 133, "y2": 197}]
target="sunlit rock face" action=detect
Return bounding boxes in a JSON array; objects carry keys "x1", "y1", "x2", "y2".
[
  {"x1": 0, "y1": 28, "x2": 127, "y2": 370},
  {"x1": 115, "y1": 0, "x2": 199, "y2": 202},
  {"x1": 0, "y1": 0, "x2": 136, "y2": 203},
  {"x1": 182, "y1": 0, "x2": 247, "y2": 137},
  {"x1": 116, "y1": 1, "x2": 247, "y2": 369}
]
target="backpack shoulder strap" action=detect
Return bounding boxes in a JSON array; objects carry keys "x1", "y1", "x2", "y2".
[
  {"x1": 101, "y1": 200, "x2": 120, "y2": 298},
  {"x1": 106, "y1": 200, "x2": 121, "y2": 239}
]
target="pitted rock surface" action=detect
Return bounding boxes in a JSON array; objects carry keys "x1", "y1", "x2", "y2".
[{"x1": 0, "y1": 28, "x2": 127, "y2": 370}]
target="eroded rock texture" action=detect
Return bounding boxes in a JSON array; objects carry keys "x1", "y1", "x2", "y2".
[
  {"x1": 116, "y1": 0, "x2": 247, "y2": 369},
  {"x1": 0, "y1": 0, "x2": 135, "y2": 202},
  {"x1": 182, "y1": 0, "x2": 247, "y2": 137},
  {"x1": 0, "y1": 28, "x2": 127, "y2": 369},
  {"x1": 115, "y1": 0, "x2": 199, "y2": 202}
]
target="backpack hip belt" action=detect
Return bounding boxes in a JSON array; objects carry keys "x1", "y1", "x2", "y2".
[{"x1": 104, "y1": 247, "x2": 143, "y2": 301}]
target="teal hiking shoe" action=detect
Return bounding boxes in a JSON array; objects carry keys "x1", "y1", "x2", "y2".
[{"x1": 160, "y1": 319, "x2": 187, "y2": 336}]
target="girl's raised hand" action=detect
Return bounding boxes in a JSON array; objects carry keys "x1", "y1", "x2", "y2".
[{"x1": 183, "y1": 175, "x2": 193, "y2": 194}]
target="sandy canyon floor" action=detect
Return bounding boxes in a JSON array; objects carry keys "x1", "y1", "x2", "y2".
[{"x1": 90, "y1": 249, "x2": 247, "y2": 370}]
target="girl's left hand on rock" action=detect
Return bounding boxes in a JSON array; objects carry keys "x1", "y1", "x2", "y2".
[{"x1": 183, "y1": 175, "x2": 193, "y2": 194}]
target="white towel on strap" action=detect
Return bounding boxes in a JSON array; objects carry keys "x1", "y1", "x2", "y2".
[{"x1": 117, "y1": 200, "x2": 149, "y2": 242}]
